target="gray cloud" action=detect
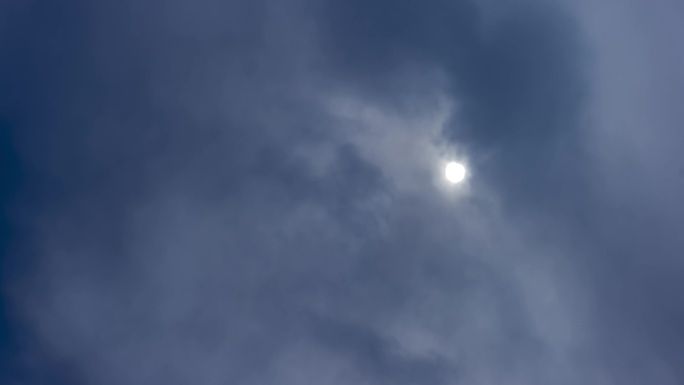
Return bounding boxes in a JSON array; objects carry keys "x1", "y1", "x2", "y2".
[
  {"x1": 1, "y1": 0, "x2": 683, "y2": 384},
  {"x1": 318, "y1": 0, "x2": 591, "y2": 212}
]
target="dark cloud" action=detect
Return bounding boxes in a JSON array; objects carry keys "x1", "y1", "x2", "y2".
[
  {"x1": 320, "y1": 1, "x2": 585, "y2": 138},
  {"x1": 319, "y1": 0, "x2": 590, "y2": 211},
  {"x1": 1, "y1": 0, "x2": 683, "y2": 384}
]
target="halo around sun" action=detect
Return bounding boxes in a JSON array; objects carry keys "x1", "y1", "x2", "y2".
[{"x1": 445, "y1": 162, "x2": 466, "y2": 184}]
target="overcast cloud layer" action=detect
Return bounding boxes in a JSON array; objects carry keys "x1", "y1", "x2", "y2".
[{"x1": 1, "y1": 0, "x2": 684, "y2": 384}]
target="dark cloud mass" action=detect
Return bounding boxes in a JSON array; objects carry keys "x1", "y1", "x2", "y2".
[{"x1": 1, "y1": 0, "x2": 683, "y2": 384}]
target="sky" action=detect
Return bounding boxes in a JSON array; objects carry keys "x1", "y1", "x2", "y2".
[{"x1": 1, "y1": 0, "x2": 684, "y2": 384}]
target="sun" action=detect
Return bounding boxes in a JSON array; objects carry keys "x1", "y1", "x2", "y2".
[{"x1": 445, "y1": 162, "x2": 466, "y2": 184}]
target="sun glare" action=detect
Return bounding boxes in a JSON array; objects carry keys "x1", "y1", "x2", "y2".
[{"x1": 445, "y1": 162, "x2": 466, "y2": 184}]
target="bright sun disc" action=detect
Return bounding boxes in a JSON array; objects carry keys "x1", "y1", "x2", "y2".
[{"x1": 445, "y1": 162, "x2": 466, "y2": 184}]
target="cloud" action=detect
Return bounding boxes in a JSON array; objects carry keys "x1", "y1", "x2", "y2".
[
  {"x1": 1, "y1": 0, "x2": 684, "y2": 384},
  {"x1": 318, "y1": 0, "x2": 591, "y2": 212}
]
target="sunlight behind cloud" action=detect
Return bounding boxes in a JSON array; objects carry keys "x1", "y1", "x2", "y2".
[{"x1": 445, "y1": 162, "x2": 466, "y2": 184}]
